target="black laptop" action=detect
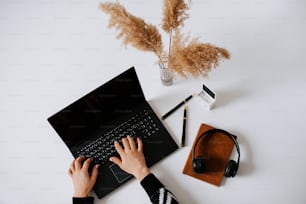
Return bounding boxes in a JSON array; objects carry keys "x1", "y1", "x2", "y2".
[{"x1": 47, "y1": 67, "x2": 178, "y2": 198}]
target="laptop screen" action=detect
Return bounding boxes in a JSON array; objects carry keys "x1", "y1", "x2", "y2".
[{"x1": 48, "y1": 67, "x2": 145, "y2": 148}]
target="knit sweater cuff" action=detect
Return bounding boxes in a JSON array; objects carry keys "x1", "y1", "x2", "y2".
[
  {"x1": 140, "y1": 173, "x2": 164, "y2": 197},
  {"x1": 72, "y1": 196, "x2": 94, "y2": 204}
]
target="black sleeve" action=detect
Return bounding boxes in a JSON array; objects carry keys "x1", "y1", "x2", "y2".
[
  {"x1": 71, "y1": 174, "x2": 178, "y2": 204},
  {"x1": 72, "y1": 197, "x2": 94, "y2": 204},
  {"x1": 140, "y1": 173, "x2": 179, "y2": 204}
]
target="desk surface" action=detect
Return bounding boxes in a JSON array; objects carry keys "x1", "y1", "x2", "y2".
[{"x1": 1, "y1": 0, "x2": 306, "y2": 203}]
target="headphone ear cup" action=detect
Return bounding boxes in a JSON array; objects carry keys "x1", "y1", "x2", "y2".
[
  {"x1": 224, "y1": 160, "x2": 238, "y2": 177},
  {"x1": 192, "y1": 157, "x2": 205, "y2": 173}
]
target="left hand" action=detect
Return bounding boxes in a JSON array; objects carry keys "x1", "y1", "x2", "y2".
[{"x1": 68, "y1": 156, "x2": 99, "y2": 198}]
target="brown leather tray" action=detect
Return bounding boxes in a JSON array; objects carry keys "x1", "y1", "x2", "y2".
[{"x1": 182, "y1": 123, "x2": 236, "y2": 186}]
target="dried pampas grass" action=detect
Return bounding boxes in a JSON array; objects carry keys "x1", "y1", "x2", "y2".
[
  {"x1": 100, "y1": 2, "x2": 163, "y2": 58},
  {"x1": 99, "y1": 0, "x2": 230, "y2": 78},
  {"x1": 162, "y1": 0, "x2": 189, "y2": 33},
  {"x1": 170, "y1": 31, "x2": 230, "y2": 77}
]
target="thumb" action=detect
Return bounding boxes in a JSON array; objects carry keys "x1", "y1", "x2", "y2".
[{"x1": 110, "y1": 156, "x2": 122, "y2": 167}]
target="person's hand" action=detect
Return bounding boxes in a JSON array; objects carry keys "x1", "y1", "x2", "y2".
[
  {"x1": 110, "y1": 136, "x2": 150, "y2": 181},
  {"x1": 68, "y1": 156, "x2": 99, "y2": 198}
]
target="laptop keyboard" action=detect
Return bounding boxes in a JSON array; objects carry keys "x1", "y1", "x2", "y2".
[{"x1": 76, "y1": 110, "x2": 160, "y2": 165}]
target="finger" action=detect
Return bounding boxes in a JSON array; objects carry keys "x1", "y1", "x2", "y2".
[
  {"x1": 127, "y1": 136, "x2": 136, "y2": 150},
  {"x1": 70, "y1": 159, "x2": 76, "y2": 172},
  {"x1": 90, "y1": 164, "x2": 99, "y2": 183},
  {"x1": 114, "y1": 141, "x2": 124, "y2": 155},
  {"x1": 75, "y1": 156, "x2": 85, "y2": 170},
  {"x1": 137, "y1": 137, "x2": 143, "y2": 151},
  {"x1": 83, "y1": 157, "x2": 94, "y2": 171},
  {"x1": 122, "y1": 137, "x2": 131, "y2": 150},
  {"x1": 68, "y1": 168, "x2": 73, "y2": 177},
  {"x1": 109, "y1": 156, "x2": 122, "y2": 167}
]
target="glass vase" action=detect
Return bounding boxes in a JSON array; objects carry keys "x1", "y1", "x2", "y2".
[{"x1": 158, "y1": 57, "x2": 173, "y2": 86}]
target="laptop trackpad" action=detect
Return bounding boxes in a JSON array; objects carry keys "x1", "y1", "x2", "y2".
[{"x1": 109, "y1": 164, "x2": 132, "y2": 183}]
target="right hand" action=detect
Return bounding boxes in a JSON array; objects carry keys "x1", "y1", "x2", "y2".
[{"x1": 110, "y1": 136, "x2": 150, "y2": 181}]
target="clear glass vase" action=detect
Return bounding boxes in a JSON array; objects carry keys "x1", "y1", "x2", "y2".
[{"x1": 158, "y1": 57, "x2": 173, "y2": 86}]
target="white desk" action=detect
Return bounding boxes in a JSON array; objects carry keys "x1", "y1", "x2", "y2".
[{"x1": 1, "y1": 0, "x2": 306, "y2": 203}]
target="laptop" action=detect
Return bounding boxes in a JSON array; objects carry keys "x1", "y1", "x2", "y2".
[{"x1": 47, "y1": 67, "x2": 178, "y2": 198}]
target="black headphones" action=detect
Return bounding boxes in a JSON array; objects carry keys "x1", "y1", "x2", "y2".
[{"x1": 192, "y1": 128, "x2": 240, "y2": 177}]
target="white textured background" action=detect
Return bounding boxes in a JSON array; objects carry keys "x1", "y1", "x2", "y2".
[{"x1": 1, "y1": 0, "x2": 306, "y2": 203}]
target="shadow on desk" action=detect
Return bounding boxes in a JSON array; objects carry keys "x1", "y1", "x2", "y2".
[
  {"x1": 236, "y1": 132, "x2": 254, "y2": 177},
  {"x1": 213, "y1": 76, "x2": 261, "y2": 109},
  {"x1": 215, "y1": 87, "x2": 248, "y2": 108}
]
